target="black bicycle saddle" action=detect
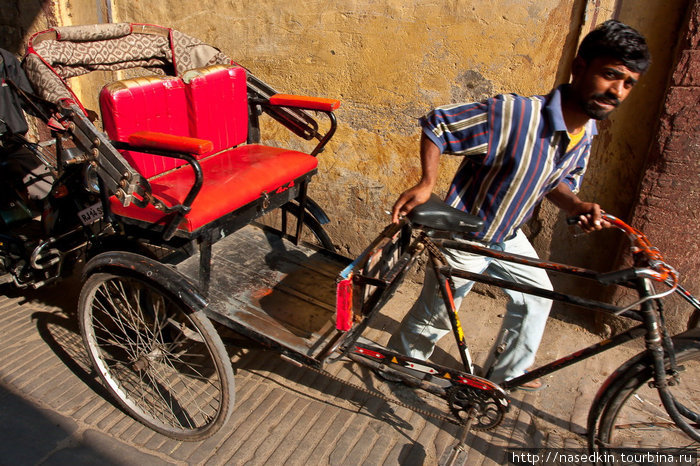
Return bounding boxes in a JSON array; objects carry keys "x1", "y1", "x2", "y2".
[{"x1": 407, "y1": 194, "x2": 484, "y2": 233}]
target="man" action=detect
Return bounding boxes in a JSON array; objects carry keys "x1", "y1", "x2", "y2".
[{"x1": 387, "y1": 20, "x2": 651, "y2": 390}]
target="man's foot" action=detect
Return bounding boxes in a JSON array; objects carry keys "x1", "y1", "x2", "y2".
[{"x1": 516, "y1": 377, "x2": 545, "y2": 392}]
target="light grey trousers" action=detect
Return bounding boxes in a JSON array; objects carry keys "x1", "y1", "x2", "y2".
[{"x1": 387, "y1": 229, "x2": 553, "y2": 383}]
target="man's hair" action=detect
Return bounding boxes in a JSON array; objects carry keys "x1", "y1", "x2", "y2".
[{"x1": 577, "y1": 20, "x2": 651, "y2": 73}]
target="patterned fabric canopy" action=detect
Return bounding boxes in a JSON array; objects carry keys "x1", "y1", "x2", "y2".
[{"x1": 23, "y1": 23, "x2": 232, "y2": 106}]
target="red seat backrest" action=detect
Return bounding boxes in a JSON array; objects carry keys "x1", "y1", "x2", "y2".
[
  {"x1": 184, "y1": 65, "x2": 248, "y2": 152},
  {"x1": 99, "y1": 65, "x2": 249, "y2": 179},
  {"x1": 100, "y1": 75, "x2": 189, "y2": 178}
]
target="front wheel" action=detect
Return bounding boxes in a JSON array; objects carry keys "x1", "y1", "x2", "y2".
[
  {"x1": 78, "y1": 271, "x2": 234, "y2": 440},
  {"x1": 589, "y1": 338, "x2": 699, "y2": 458}
]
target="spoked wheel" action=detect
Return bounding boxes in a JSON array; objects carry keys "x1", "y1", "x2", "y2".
[
  {"x1": 590, "y1": 340, "x2": 699, "y2": 459},
  {"x1": 78, "y1": 272, "x2": 234, "y2": 440}
]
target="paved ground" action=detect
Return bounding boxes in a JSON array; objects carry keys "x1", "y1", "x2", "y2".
[{"x1": 0, "y1": 271, "x2": 647, "y2": 466}]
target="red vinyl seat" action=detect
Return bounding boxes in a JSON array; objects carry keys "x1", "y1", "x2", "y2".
[{"x1": 99, "y1": 65, "x2": 318, "y2": 234}]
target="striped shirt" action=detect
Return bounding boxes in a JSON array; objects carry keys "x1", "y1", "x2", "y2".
[{"x1": 421, "y1": 85, "x2": 597, "y2": 244}]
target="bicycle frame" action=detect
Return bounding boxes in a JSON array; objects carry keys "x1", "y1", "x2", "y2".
[
  {"x1": 335, "y1": 215, "x2": 700, "y2": 399},
  {"x1": 429, "y1": 234, "x2": 655, "y2": 391}
]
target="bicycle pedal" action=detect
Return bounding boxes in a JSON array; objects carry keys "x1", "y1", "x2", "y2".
[{"x1": 438, "y1": 443, "x2": 469, "y2": 466}]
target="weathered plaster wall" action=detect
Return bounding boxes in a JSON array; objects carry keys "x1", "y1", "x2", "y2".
[
  {"x1": 109, "y1": 0, "x2": 698, "y2": 330},
  {"x1": 101, "y1": 1, "x2": 687, "y2": 260},
  {"x1": 0, "y1": 1, "x2": 57, "y2": 54},
  {"x1": 110, "y1": 0, "x2": 591, "y2": 255},
  {"x1": 2, "y1": 0, "x2": 696, "y2": 329}
]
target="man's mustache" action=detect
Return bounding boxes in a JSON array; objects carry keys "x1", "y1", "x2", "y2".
[{"x1": 591, "y1": 93, "x2": 620, "y2": 107}]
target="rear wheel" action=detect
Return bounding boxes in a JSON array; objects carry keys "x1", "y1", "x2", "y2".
[
  {"x1": 78, "y1": 272, "x2": 234, "y2": 440},
  {"x1": 590, "y1": 340, "x2": 699, "y2": 459}
]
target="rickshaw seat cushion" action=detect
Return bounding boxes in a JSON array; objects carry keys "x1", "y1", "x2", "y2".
[
  {"x1": 184, "y1": 65, "x2": 249, "y2": 151},
  {"x1": 100, "y1": 75, "x2": 191, "y2": 178},
  {"x1": 109, "y1": 144, "x2": 317, "y2": 232}
]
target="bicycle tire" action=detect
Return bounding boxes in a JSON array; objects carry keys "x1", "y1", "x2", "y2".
[
  {"x1": 78, "y1": 271, "x2": 235, "y2": 440},
  {"x1": 260, "y1": 200, "x2": 334, "y2": 250},
  {"x1": 589, "y1": 336, "x2": 699, "y2": 457}
]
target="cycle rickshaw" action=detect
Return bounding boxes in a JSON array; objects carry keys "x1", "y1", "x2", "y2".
[{"x1": 3, "y1": 23, "x2": 698, "y2": 462}]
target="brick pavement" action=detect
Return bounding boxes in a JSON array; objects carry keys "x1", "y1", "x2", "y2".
[{"x1": 0, "y1": 275, "x2": 641, "y2": 465}]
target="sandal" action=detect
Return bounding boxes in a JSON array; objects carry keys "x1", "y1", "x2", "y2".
[
  {"x1": 515, "y1": 370, "x2": 546, "y2": 392},
  {"x1": 372, "y1": 368, "x2": 403, "y2": 383},
  {"x1": 516, "y1": 378, "x2": 545, "y2": 392}
]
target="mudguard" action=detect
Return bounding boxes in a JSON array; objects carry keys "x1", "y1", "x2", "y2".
[
  {"x1": 302, "y1": 197, "x2": 330, "y2": 225},
  {"x1": 82, "y1": 251, "x2": 208, "y2": 313}
]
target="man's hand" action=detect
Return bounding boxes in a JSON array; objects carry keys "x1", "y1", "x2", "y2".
[
  {"x1": 546, "y1": 182, "x2": 610, "y2": 233},
  {"x1": 568, "y1": 201, "x2": 611, "y2": 232},
  {"x1": 391, "y1": 184, "x2": 432, "y2": 223}
]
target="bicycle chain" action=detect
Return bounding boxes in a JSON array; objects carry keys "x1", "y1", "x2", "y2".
[{"x1": 302, "y1": 362, "x2": 465, "y2": 427}]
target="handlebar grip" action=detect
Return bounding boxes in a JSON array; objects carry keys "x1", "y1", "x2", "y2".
[
  {"x1": 567, "y1": 212, "x2": 614, "y2": 225},
  {"x1": 596, "y1": 268, "x2": 638, "y2": 286}
]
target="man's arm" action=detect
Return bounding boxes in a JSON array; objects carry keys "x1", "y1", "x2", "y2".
[
  {"x1": 546, "y1": 182, "x2": 609, "y2": 232},
  {"x1": 391, "y1": 133, "x2": 441, "y2": 223}
]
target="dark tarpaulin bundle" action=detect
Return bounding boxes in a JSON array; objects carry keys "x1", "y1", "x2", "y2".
[{"x1": 0, "y1": 48, "x2": 35, "y2": 137}]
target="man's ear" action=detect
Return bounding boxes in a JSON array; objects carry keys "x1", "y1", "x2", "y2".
[{"x1": 571, "y1": 56, "x2": 587, "y2": 79}]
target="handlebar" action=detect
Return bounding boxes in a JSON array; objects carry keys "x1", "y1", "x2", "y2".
[{"x1": 569, "y1": 213, "x2": 679, "y2": 313}]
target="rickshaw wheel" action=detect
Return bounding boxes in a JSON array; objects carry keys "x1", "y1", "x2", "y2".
[{"x1": 78, "y1": 271, "x2": 234, "y2": 440}]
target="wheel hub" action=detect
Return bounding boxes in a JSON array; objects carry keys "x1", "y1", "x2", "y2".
[{"x1": 132, "y1": 354, "x2": 150, "y2": 372}]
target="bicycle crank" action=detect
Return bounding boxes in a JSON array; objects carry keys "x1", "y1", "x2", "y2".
[{"x1": 447, "y1": 385, "x2": 505, "y2": 430}]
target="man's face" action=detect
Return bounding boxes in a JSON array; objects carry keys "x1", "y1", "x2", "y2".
[{"x1": 570, "y1": 56, "x2": 641, "y2": 120}]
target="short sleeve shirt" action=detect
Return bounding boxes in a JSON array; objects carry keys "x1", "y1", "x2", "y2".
[{"x1": 420, "y1": 85, "x2": 597, "y2": 243}]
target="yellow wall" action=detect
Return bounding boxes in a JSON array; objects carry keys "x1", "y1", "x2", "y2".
[
  {"x1": 111, "y1": 0, "x2": 597, "y2": 254},
  {"x1": 3, "y1": 0, "x2": 689, "y2": 269}
]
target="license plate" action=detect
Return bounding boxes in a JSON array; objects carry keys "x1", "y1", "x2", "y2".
[{"x1": 78, "y1": 203, "x2": 104, "y2": 225}]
